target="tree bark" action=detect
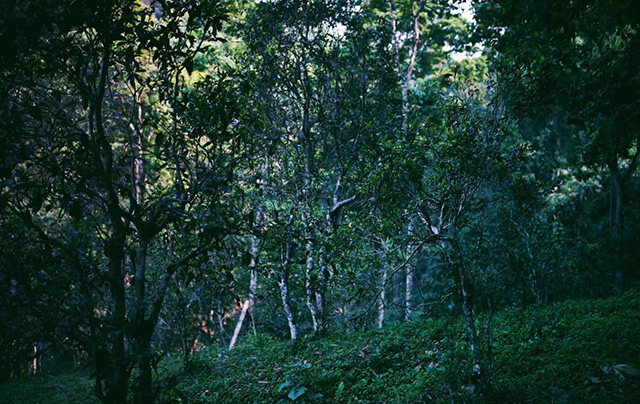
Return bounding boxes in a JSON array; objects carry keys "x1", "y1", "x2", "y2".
[
  {"x1": 304, "y1": 226, "x2": 322, "y2": 332},
  {"x1": 229, "y1": 300, "x2": 250, "y2": 349},
  {"x1": 279, "y1": 243, "x2": 298, "y2": 341},
  {"x1": 455, "y1": 257, "x2": 484, "y2": 392},
  {"x1": 230, "y1": 204, "x2": 263, "y2": 348},
  {"x1": 229, "y1": 236, "x2": 260, "y2": 348},
  {"x1": 608, "y1": 153, "x2": 623, "y2": 230},
  {"x1": 405, "y1": 219, "x2": 414, "y2": 322},
  {"x1": 376, "y1": 238, "x2": 389, "y2": 328}
]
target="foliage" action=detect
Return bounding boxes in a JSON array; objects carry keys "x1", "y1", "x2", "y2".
[
  {"x1": 151, "y1": 290, "x2": 640, "y2": 403},
  {"x1": 1, "y1": 0, "x2": 640, "y2": 402}
]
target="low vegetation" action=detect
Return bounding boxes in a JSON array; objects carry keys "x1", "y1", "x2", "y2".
[
  {"x1": 162, "y1": 290, "x2": 640, "y2": 403},
  {"x1": 6, "y1": 291, "x2": 638, "y2": 403}
]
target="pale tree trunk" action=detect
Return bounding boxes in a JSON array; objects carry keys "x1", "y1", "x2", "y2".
[
  {"x1": 229, "y1": 300, "x2": 250, "y2": 349},
  {"x1": 451, "y1": 250, "x2": 486, "y2": 392},
  {"x1": 608, "y1": 154, "x2": 623, "y2": 230},
  {"x1": 248, "y1": 252, "x2": 258, "y2": 335},
  {"x1": 303, "y1": 220, "x2": 322, "y2": 332},
  {"x1": 388, "y1": 0, "x2": 422, "y2": 323},
  {"x1": 405, "y1": 265, "x2": 414, "y2": 322},
  {"x1": 376, "y1": 238, "x2": 390, "y2": 328},
  {"x1": 405, "y1": 219, "x2": 415, "y2": 322},
  {"x1": 279, "y1": 243, "x2": 298, "y2": 341},
  {"x1": 460, "y1": 267, "x2": 483, "y2": 390},
  {"x1": 301, "y1": 154, "x2": 321, "y2": 332},
  {"x1": 230, "y1": 205, "x2": 263, "y2": 348},
  {"x1": 129, "y1": 91, "x2": 146, "y2": 208},
  {"x1": 388, "y1": 0, "x2": 423, "y2": 140},
  {"x1": 315, "y1": 254, "x2": 327, "y2": 331}
]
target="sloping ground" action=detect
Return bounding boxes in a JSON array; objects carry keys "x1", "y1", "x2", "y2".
[
  {"x1": 161, "y1": 290, "x2": 640, "y2": 403},
  {"x1": 1, "y1": 291, "x2": 639, "y2": 403}
]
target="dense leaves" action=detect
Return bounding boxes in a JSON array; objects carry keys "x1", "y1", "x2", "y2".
[{"x1": 1, "y1": 0, "x2": 639, "y2": 402}]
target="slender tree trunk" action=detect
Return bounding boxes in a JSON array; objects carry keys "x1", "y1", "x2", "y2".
[
  {"x1": 405, "y1": 265, "x2": 413, "y2": 322},
  {"x1": 608, "y1": 154, "x2": 623, "y2": 230},
  {"x1": 279, "y1": 244, "x2": 298, "y2": 341},
  {"x1": 388, "y1": 0, "x2": 423, "y2": 140},
  {"x1": 216, "y1": 299, "x2": 228, "y2": 347},
  {"x1": 301, "y1": 147, "x2": 320, "y2": 331},
  {"x1": 405, "y1": 219, "x2": 414, "y2": 322},
  {"x1": 304, "y1": 226, "x2": 321, "y2": 332},
  {"x1": 229, "y1": 300, "x2": 250, "y2": 349},
  {"x1": 456, "y1": 259, "x2": 483, "y2": 391},
  {"x1": 248, "y1": 255, "x2": 258, "y2": 336},
  {"x1": 230, "y1": 233, "x2": 260, "y2": 348},
  {"x1": 315, "y1": 255, "x2": 327, "y2": 330},
  {"x1": 376, "y1": 238, "x2": 389, "y2": 328},
  {"x1": 279, "y1": 277, "x2": 298, "y2": 341}
]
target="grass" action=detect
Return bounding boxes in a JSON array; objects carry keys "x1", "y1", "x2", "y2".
[
  {"x1": 161, "y1": 290, "x2": 640, "y2": 403},
  {"x1": 0, "y1": 369, "x2": 97, "y2": 404},
  {"x1": 2, "y1": 290, "x2": 639, "y2": 403}
]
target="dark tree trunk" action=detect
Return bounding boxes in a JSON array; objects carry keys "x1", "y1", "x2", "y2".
[{"x1": 135, "y1": 333, "x2": 153, "y2": 404}]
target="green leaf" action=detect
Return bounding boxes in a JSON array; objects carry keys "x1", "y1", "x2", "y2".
[
  {"x1": 288, "y1": 386, "x2": 307, "y2": 400},
  {"x1": 277, "y1": 380, "x2": 292, "y2": 392}
]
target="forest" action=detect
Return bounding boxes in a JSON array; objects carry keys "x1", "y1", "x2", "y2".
[{"x1": 0, "y1": 0, "x2": 639, "y2": 403}]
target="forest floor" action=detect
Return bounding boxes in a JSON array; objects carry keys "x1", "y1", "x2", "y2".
[{"x1": 2, "y1": 290, "x2": 640, "y2": 403}]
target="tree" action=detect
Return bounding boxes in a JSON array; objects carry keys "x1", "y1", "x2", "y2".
[
  {"x1": 236, "y1": 0, "x2": 381, "y2": 333},
  {"x1": 1, "y1": 0, "x2": 230, "y2": 402},
  {"x1": 475, "y1": 0, "x2": 640, "y2": 287}
]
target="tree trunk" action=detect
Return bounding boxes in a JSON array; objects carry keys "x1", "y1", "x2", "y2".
[
  {"x1": 248, "y1": 256, "x2": 258, "y2": 336},
  {"x1": 304, "y1": 229, "x2": 322, "y2": 332},
  {"x1": 314, "y1": 256, "x2": 327, "y2": 331},
  {"x1": 216, "y1": 299, "x2": 228, "y2": 347},
  {"x1": 279, "y1": 244, "x2": 298, "y2": 340},
  {"x1": 135, "y1": 334, "x2": 154, "y2": 404},
  {"x1": 229, "y1": 300, "x2": 250, "y2": 349},
  {"x1": 405, "y1": 265, "x2": 413, "y2": 322},
  {"x1": 608, "y1": 154, "x2": 623, "y2": 230},
  {"x1": 230, "y1": 231, "x2": 260, "y2": 348},
  {"x1": 456, "y1": 260, "x2": 484, "y2": 392},
  {"x1": 105, "y1": 241, "x2": 130, "y2": 404},
  {"x1": 388, "y1": 0, "x2": 423, "y2": 141},
  {"x1": 405, "y1": 219, "x2": 414, "y2": 322},
  {"x1": 377, "y1": 238, "x2": 389, "y2": 328}
]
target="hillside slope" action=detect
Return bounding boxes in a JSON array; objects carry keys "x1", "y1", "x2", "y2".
[
  {"x1": 1, "y1": 291, "x2": 639, "y2": 403},
  {"x1": 161, "y1": 290, "x2": 640, "y2": 403}
]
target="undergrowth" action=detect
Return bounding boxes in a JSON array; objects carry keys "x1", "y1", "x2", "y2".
[{"x1": 2, "y1": 290, "x2": 639, "y2": 403}]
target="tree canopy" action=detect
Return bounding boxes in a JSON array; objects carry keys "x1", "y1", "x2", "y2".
[{"x1": 1, "y1": 0, "x2": 639, "y2": 402}]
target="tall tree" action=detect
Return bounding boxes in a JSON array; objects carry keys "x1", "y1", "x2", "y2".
[{"x1": 1, "y1": 0, "x2": 230, "y2": 401}]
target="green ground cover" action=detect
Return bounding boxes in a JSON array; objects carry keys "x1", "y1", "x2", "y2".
[{"x1": 3, "y1": 290, "x2": 639, "y2": 403}]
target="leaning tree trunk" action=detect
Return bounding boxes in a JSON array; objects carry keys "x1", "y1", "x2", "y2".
[{"x1": 230, "y1": 223, "x2": 261, "y2": 348}]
